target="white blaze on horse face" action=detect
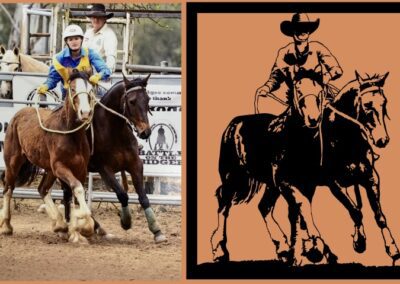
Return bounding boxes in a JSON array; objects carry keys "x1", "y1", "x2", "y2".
[
  {"x1": 75, "y1": 78, "x2": 92, "y2": 121},
  {"x1": 295, "y1": 78, "x2": 322, "y2": 128},
  {"x1": 364, "y1": 92, "x2": 389, "y2": 147},
  {"x1": 302, "y1": 95, "x2": 320, "y2": 127},
  {"x1": 0, "y1": 50, "x2": 20, "y2": 98}
]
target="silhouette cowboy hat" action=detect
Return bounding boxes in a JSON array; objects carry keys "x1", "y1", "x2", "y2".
[
  {"x1": 280, "y1": 13, "x2": 320, "y2": 37},
  {"x1": 86, "y1": 4, "x2": 114, "y2": 19}
]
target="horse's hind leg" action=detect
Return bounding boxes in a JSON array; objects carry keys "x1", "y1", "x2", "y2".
[
  {"x1": 127, "y1": 160, "x2": 167, "y2": 243},
  {"x1": 211, "y1": 184, "x2": 234, "y2": 262},
  {"x1": 258, "y1": 185, "x2": 292, "y2": 263},
  {"x1": 0, "y1": 155, "x2": 26, "y2": 235},
  {"x1": 38, "y1": 172, "x2": 68, "y2": 234},
  {"x1": 362, "y1": 169, "x2": 400, "y2": 263}
]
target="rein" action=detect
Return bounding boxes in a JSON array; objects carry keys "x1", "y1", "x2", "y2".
[{"x1": 34, "y1": 88, "x2": 96, "y2": 135}]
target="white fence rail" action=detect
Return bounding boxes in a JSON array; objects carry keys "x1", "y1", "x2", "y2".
[{"x1": 0, "y1": 188, "x2": 180, "y2": 206}]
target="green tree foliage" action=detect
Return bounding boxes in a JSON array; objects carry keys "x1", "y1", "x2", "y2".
[
  {"x1": 132, "y1": 18, "x2": 181, "y2": 67},
  {"x1": 0, "y1": 4, "x2": 16, "y2": 46}
]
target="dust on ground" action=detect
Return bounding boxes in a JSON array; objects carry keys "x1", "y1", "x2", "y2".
[{"x1": 0, "y1": 198, "x2": 181, "y2": 281}]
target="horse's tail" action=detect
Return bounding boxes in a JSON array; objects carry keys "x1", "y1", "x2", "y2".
[
  {"x1": 218, "y1": 117, "x2": 263, "y2": 205},
  {"x1": 15, "y1": 160, "x2": 40, "y2": 187}
]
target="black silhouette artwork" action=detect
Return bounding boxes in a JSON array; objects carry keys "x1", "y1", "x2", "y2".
[{"x1": 206, "y1": 12, "x2": 399, "y2": 274}]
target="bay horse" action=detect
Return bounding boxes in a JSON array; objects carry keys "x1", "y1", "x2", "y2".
[
  {"x1": 210, "y1": 77, "x2": 330, "y2": 265},
  {"x1": 0, "y1": 69, "x2": 96, "y2": 243},
  {"x1": 39, "y1": 74, "x2": 166, "y2": 243},
  {"x1": 0, "y1": 46, "x2": 49, "y2": 98}
]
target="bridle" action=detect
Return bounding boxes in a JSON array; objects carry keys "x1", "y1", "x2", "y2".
[
  {"x1": 122, "y1": 85, "x2": 152, "y2": 120},
  {"x1": 293, "y1": 84, "x2": 325, "y2": 129}
]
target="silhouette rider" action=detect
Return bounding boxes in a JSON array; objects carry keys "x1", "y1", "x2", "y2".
[{"x1": 255, "y1": 13, "x2": 343, "y2": 110}]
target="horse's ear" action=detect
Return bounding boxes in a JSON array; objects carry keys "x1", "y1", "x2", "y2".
[
  {"x1": 355, "y1": 70, "x2": 363, "y2": 84},
  {"x1": 144, "y1": 73, "x2": 151, "y2": 86},
  {"x1": 380, "y1": 72, "x2": 389, "y2": 85},
  {"x1": 13, "y1": 47, "x2": 19, "y2": 56},
  {"x1": 0, "y1": 45, "x2": 5, "y2": 55},
  {"x1": 122, "y1": 71, "x2": 129, "y2": 86}
]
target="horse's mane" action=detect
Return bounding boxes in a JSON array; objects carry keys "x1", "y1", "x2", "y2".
[
  {"x1": 68, "y1": 71, "x2": 91, "y2": 82},
  {"x1": 100, "y1": 76, "x2": 147, "y2": 103},
  {"x1": 19, "y1": 53, "x2": 49, "y2": 73}
]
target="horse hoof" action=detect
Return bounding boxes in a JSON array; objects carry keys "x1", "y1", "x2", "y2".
[
  {"x1": 154, "y1": 231, "x2": 167, "y2": 243},
  {"x1": 120, "y1": 217, "x2": 132, "y2": 230},
  {"x1": 353, "y1": 235, "x2": 366, "y2": 253},
  {"x1": 37, "y1": 204, "x2": 47, "y2": 213},
  {"x1": 277, "y1": 249, "x2": 294, "y2": 265},
  {"x1": 1, "y1": 228, "x2": 13, "y2": 235},
  {"x1": 213, "y1": 253, "x2": 229, "y2": 263},
  {"x1": 103, "y1": 233, "x2": 115, "y2": 240},
  {"x1": 57, "y1": 232, "x2": 69, "y2": 239},
  {"x1": 303, "y1": 237, "x2": 324, "y2": 263},
  {"x1": 391, "y1": 253, "x2": 400, "y2": 266}
]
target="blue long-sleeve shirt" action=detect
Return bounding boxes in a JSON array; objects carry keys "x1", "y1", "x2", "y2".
[{"x1": 44, "y1": 47, "x2": 111, "y2": 94}]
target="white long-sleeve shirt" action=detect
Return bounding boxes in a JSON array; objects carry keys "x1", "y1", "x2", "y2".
[{"x1": 83, "y1": 23, "x2": 118, "y2": 72}]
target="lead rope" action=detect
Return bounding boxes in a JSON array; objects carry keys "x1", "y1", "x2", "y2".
[{"x1": 34, "y1": 90, "x2": 96, "y2": 135}]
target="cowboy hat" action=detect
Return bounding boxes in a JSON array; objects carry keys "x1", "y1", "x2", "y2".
[
  {"x1": 280, "y1": 13, "x2": 320, "y2": 37},
  {"x1": 86, "y1": 4, "x2": 114, "y2": 19}
]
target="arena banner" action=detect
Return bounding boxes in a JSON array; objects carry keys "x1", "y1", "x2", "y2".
[{"x1": 0, "y1": 73, "x2": 181, "y2": 177}]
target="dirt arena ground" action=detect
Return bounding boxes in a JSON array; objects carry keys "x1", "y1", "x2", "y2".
[{"x1": 0, "y1": 198, "x2": 181, "y2": 281}]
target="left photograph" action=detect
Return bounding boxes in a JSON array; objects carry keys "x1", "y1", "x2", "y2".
[{"x1": 0, "y1": 3, "x2": 181, "y2": 281}]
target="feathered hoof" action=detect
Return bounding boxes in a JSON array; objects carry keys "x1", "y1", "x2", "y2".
[
  {"x1": 154, "y1": 231, "x2": 167, "y2": 243},
  {"x1": 303, "y1": 237, "x2": 325, "y2": 263},
  {"x1": 69, "y1": 231, "x2": 89, "y2": 245}
]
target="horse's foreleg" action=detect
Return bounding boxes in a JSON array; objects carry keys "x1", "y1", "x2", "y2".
[
  {"x1": 0, "y1": 180, "x2": 14, "y2": 235},
  {"x1": 362, "y1": 169, "x2": 400, "y2": 263},
  {"x1": 54, "y1": 164, "x2": 93, "y2": 243},
  {"x1": 280, "y1": 183, "x2": 332, "y2": 265},
  {"x1": 258, "y1": 184, "x2": 291, "y2": 263},
  {"x1": 38, "y1": 172, "x2": 68, "y2": 233},
  {"x1": 329, "y1": 181, "x2": 366, "y2": 253},
  {"x1": 211, "y1": 183, "x2": 234, "y2": 262},
  {"x1": 98, "y1": 167, "x2": 132, "y2": 230},
  {"x1": 128, "y1": 159, "x2": 166, "y2": 243}
]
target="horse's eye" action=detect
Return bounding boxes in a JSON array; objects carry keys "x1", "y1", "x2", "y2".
[{"x1": 130, "y1": 100, "x2": 136, "y2": 105}]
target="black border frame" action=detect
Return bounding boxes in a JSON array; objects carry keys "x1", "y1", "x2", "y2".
[{"x1": 187, "y1": 2, "x2": 400, "y2": 279}]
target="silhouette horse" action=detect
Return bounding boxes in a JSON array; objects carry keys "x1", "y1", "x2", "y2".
[
  {"x1": 1, "y1": 70, "x2": 96, "y2": 243},
  {"x1": 211, "y1": 77, "x2": 328, "y2": 265},
  {"x1": 266, "y1": 71, "x2": 397, "y2": 265},
  {"x1": 315, "y1": 72, "x2": 398, "y2": 263},
  {"x1": 38, "y1": 74, "x2": 166, "y2": 242},
  {"x1": 0, "y1": 46, "x2": 49, "y2": 98},
  {"x1": 211, "y1": 72, "x2": 397, "y2": 265}
]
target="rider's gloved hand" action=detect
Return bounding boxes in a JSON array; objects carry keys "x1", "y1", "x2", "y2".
[
  {"x1": 256, "y1": 85, "x2": 271, "y2": 97},
  {"x1": 323, "y1": 72, "x2": 332, "y2": 86},
  {"x1": 37, "y1": 84, "x2": 48, "y2": 95},
  {"x1": 89, "y1": 74, "x2": 101, "y2": 85}
]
